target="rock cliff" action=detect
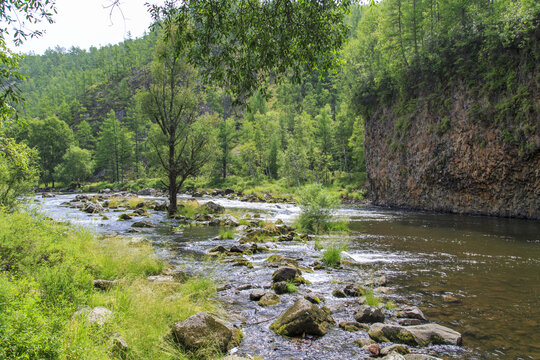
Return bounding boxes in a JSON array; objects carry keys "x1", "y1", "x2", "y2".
[{"x1": 365, "y1": 84, "x2": 540, "y2": 219}]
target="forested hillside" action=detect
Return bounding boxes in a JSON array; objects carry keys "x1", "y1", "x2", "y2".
[
  {"x1": 6, "y1": 0, "x2": 539, "y2": 217},
  {"x1": 341, "y1": 0, "x2": 539, "y2": 218},
  {"x1": 9, "y1": 10, "x2": 367, "y2": 191}
]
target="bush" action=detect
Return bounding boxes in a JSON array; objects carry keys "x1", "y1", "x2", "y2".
[
  {"x1": 0, "y1": 137, "x2": 39, "y2": 210},
  {"x1": 296, "y1": 184, "x2": 340, "y2": 234}
]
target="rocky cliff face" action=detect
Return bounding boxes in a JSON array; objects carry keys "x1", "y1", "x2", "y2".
[{"x1": 365, "y1": 84, "x2": 540, "y2": 219}]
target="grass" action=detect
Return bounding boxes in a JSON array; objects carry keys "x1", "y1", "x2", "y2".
[
  {"x1": 286, "y1": 281, "x2": 298, "y2": 293},
  {"x1": 364, "y1": 289, "x2": 382, "y2": 307},
  {"x1": 126, "y1": 196, "x2": 146, "y2": 209},
  {"x1": 322, "y1": 241, "x2": 348, "y2": 267},
  {"x1": 385, "y1": 300, "x2": 397, "y2": 310},
  {"x1": 177, "y1": 200, "x2": 205, "y2": 219},
  {"x1": 0, "y1": 210, "x2": 218, "y2": 360},
  {"x1": 219, "y1": 230, "x2": 235, "y2": 239}
]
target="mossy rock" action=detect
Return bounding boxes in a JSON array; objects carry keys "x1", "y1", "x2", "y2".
[
  {"x1": 258, "y1": 293, "x2": 281, "y2": 306},
  {"x1": 270, "y1": 299, "x2": 335, "y2": 337}
]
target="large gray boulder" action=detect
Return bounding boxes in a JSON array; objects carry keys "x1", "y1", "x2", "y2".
[
  {"x1": 171, "y1": 312, "x2": 234, "y2": 352},
  {"x1": 354, "y1": 305, "x2": 385, "y2": 323},
  {"x1": 368, "y1": 323, "x2": 462, "y2": 346},
  {"x1": 270, "y1": 298, "x2": 335, "y2": 337}
]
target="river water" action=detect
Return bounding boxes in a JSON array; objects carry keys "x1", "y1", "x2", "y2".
[{"x1": 36, "y1": 194, "x2": 540, "y2": 359}]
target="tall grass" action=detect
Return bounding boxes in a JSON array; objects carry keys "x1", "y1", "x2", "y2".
[
  {"x1": 177, "y1": 200, "x2": 205, "y2": 219},
  {"x1": 0, "y1": 211, "x2": 217, "y2": 359},
  {"x1": 219, "y1": 230, "x2": 235, "y2": 239},
  {"x1": 322, "y1": 241, "x2": 348, "y2": 267}
]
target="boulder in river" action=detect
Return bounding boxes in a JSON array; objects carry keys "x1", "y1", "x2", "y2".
[
  {"x1": 397, "y1": 306, "x2": 428, "y2": 322},
  {"x1": 354, "y1": 305, "x2": 385, "y2": 323},
  {"x1": 271, "y1": 281, "x2": 289, "y2": 295},
  {"x1": 368, "y1": 323, "x2": 462, "y2": 346},
  {"x1": 270, "y1": 298, "x2": 335, "y2": 337},
  {"x1": 382, "y1": 352, "x2": 407, "y2": 360},
  {"x1": 249, "y1": 289, "x2": 268, "y2": 301},
  {"x1": 332, "y1": 289, "x2": 347, "y2": 298},
  {"x1": 272, "y1": 266, "x2": 300, "y2": 282},
  {"x1": 258, "y1": 293, "x2": 281, "y2": 306},
  {"x1": 131, "y1": 221, "x2": 155, "y2": 228},
  {"x1": 203, "y1": 201, "x2": 225, "y2": 213},
  {"x1": 229, "y1": 243, "x2": 251, "y2": 253},
  {"x1": 403, "y1": 354, "x2": 443, "y2": 360},
  {"x1": 171, "y1": 312, "x2": 235, "y2": 352},
  {"x1": 339, "y1": 321, "x2": 369, "y2": 332},
  {"x1": 381, "y1": 344, "x2": 410, "y2": 356},
  {"x1": 83, "y1": 203, "x2": 104, "y2": 214},
  {"x1": 118, "y1": 213, "x2": 132, "y2": 221},
  {"x1": 344, "y1": 283, "x2": 363, "y2": 297}
]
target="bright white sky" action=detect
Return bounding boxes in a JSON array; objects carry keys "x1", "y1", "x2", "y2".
[{"x1": 9, "y1": 0, "x2": 163, "y2": 55}]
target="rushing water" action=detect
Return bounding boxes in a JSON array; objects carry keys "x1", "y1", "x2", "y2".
[{"x1": 36, "y1": 194, "x2": 540, "y2": 359}]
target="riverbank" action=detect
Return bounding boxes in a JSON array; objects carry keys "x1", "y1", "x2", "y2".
[
  {"x1": 38, "y1": 176, "x2": 368, "y2": 206},
  {"x1": 0, "y1": 210, "x2": 220, "y2": 359}
]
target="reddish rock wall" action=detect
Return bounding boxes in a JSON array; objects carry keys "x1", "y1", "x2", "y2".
[{"x1": 365, "y1": 86, "x2": 540, "y2": 219}]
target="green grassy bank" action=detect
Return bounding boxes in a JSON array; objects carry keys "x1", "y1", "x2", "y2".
[{"x1": 0, "y1": 210, "x2": 218, "y2": 360}]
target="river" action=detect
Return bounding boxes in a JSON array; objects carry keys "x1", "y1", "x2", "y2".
[{"x1": 36, "y1": 193, "x2": 540, "y2": 359}]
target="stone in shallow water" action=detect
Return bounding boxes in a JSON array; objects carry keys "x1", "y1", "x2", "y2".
[
  {"x1": 332, "y1": 289, "x2": 347, "y2": 298},
  {"x1": 381, "y1": 344, "x2": 410, "y2": 356},
  {"x1": 368, "y1": 323, "x2": 462, "y2": 346},
  {"x1": 249, "y1": 289, "x2": 267, "y2": 301},
  {"x1": 354, "y1": 337, "x2": 375, "y2": 347},
  {"x1": 258, "y1": 293, "x2": 281, "y2": 306},
  {"x1": 272, "y1": 266, "x2": 300, "y2": 282},
  {"x1": 339, "y1": 321, "x2": 369, "y2": 332},
  {"x1": 270, "y1": 298, "x2": 335, "y2": 337},
  {"x1": 397, "y1": 306, "x2": 428, "y2": 322},
  {"x1": 131, "y1": 220, "x2": 154, "y2": 228},
  {"x1": 354, "y1": 305, "x2": 385, "y2": 323},
  {"x1": 271, "y1": 281, "x2": 288, "y2": 295},
  {"x1": 403, "y1": 354, "x2": 443, "y2": 360}
]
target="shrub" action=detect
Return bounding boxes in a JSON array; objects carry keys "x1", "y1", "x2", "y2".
[{"x1": 296, "y1": 184, "x2": 340, "y2": 234}]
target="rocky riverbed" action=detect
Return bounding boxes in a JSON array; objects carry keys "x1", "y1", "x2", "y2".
[{"x1": 35, "y1": 190, "x2": 540, "y2": 359}]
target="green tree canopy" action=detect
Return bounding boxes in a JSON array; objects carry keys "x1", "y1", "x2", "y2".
[
  {"x1": 148, "y1": 0, "x2": 354, "y2": 101},
  {"x1": 55, "y1": 145, "x2": 94, "y2": 185},
  {"x1": 27, "y1": 116, "x2": 74, "y2": 187}
]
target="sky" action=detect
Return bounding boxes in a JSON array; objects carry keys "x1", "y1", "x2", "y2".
[{"x1": 9, "y1": 0, "x2": 163, "y2": 55}]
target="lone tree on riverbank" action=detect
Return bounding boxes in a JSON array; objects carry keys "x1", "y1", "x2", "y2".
[{"x1": 139, "y1": 24, "x2": 216, "y2": 215}]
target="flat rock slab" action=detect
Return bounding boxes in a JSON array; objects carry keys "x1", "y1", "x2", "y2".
[{"x1": 369, "y1": 323, "x2": 462, "y2": 346}]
